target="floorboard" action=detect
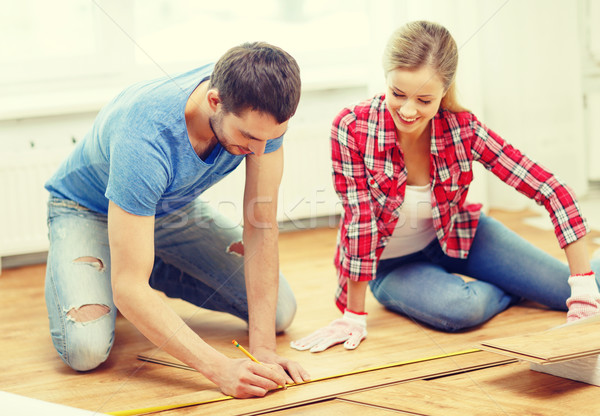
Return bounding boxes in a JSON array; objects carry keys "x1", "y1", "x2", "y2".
[
  {"x1": 477, "y1": 315, "x2": 600, "y2": 363},
  {"x1": 338, "y1": 367, "x2": 596, "y2": 416}
]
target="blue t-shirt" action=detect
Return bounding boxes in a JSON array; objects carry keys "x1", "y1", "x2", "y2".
[{"x1": 45, "y1": 64, "x2": 283, "y2": 217}]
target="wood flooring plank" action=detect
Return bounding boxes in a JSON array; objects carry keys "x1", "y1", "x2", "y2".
[
  {"x1": 339, "y1": 377, "x2": 576, "y2": 416},
  {"x1": 340, "y1": 380, "x2": 515, "y2": 416},
  {"x1": 260, "y1": 399, "x2": 404, "y2": 415},
  {"x1": 427, "y1": 361, "x2": 599, "y2": 415},
  {"x1": 478, "y1": 316, "x2": 600, "y2": 363}
]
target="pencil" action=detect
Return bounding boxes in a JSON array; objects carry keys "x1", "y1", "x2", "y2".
[{"x1": 232, "y1": 340, "x2": 261, "y2": 363}]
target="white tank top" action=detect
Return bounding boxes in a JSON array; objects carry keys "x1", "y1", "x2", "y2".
[{"x1": 380, "y1": 184, "x2": 437, "y2": 260}]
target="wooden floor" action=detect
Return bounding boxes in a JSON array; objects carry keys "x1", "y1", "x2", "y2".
[{"x1": 2, "y1": 209, "x2": 600, "y2": 415}]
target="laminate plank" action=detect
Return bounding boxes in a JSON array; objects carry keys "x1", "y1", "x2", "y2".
[
  {"x1": 478, "y1": 316, "x2": 600, "y2": 363},
  {"x1": 339, "y1": 361, "x2": 600, "y2": 415},
  {"x1": 339, "y1": 377, "x2": 579, "y2": 416},
  {"x1": 261, "y1": 399, "x2": 404, "y2": 415},
  {"x1": 431, "y1": 361, "x2": 598, "y2": 414},
  {"x1": 341, "y1": 380, "x2": 520, "y2": 416}
]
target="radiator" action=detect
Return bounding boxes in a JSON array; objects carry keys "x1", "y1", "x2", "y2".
[{"x1": 0, "y1": 148, "x2": 71, "y2": 269}]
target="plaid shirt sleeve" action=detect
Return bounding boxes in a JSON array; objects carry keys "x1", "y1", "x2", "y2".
[
  {"x1": 331, "y1": 108, "x2": 380, "y2": 285},
  {"x1": 469, "y1": 114, "x2": 588, "y2": 247}
]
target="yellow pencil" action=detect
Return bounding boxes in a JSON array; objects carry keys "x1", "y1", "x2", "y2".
[{"x1": 232, "y1": 340, "x2": 261, "y2": 363}]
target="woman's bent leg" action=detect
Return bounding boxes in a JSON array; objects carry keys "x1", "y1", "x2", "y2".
[
  {"x1": 370, "y1": 259, "x2": 514, "y2": 332},
  {"x1": 445, "y1": 214, "x2": 600, "y2": 311}
]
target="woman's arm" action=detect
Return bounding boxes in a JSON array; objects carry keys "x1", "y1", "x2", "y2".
[
  {"x1": 347, "y1": 280, "x2": 369, "y2": 313},
  {"x1": 564, "y1": 237, "x2": 592, "y2": 275},
  {"x1": 469, "y1": 114, "x2": 588, "y2": 250}
]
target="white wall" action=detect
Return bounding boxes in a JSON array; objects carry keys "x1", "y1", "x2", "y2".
[
  {"x1": 0, "y1": 0, "x2": 592, "y2": 261},
  {"x1": 581, "y1": 0, "x2": 600, "y2": 182},
  {"x1": 477, "y1": 0, "x2": 587, "y2": 210}
]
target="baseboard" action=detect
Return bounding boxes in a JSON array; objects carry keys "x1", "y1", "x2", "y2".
[{"x1": 1, "y1": 251, "x2": 48, "y2": 271}]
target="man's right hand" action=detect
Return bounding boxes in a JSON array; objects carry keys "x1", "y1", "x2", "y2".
[{"x1": 214, "y1": 358, "x2": 288, "y2": 398}]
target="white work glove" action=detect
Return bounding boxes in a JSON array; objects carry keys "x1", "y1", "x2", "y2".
[
  {"x1": 290, "y1": 309, "x2": 367, "y2": 353},
  {"x1": 566, "y1": 272, "x2": 600, "y2": 322}
]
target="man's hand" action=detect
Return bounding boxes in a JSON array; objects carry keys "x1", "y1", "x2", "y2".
[
  {"x1": 566, "y1": 273, "x2": 600, "y2": 322},
  {"x1": 252, "y1": 347, "x2": 311, "y2": 385},
  {"x1": 213, "y1": 358, "x2": 287, "y2": 398},
  {"x1": 290, "y1": 309, "x2": 367, "y2": 353}
]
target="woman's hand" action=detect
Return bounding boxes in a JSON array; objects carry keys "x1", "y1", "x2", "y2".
[
  {"x1": 566, "y1": 273, "x2": 600, "y2": 322},
  {"x1": 290, "y1": 309, "x2": 367, "y2": 353}
]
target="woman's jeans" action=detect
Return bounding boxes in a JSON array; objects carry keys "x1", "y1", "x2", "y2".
[
  {"x1": 370, "y1": 213, "x2": 600, "y2": 332},
  {"x1": 45, "y1": 197, "x2": 297, "y2": 371}
]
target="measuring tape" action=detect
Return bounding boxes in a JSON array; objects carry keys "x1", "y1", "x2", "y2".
[{"x1": 106, "y1": 348, "x2": 481, "y2": 415}]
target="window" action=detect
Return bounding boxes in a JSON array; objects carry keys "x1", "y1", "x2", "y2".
[
  {"x1": 1, "y1": 0, "x2": 126, "y2": 87},
  {"x1": 1, "y1": 0, "x2": 370, "y2": 108}
]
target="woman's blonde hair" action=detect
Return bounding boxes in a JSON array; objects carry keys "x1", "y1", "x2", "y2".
[{"x1": 383, "y1": 21, "x2": 467, "y2": 113}]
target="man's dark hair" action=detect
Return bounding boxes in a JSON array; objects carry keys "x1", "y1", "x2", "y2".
[{"x1": 209, "y1": 42, "x2": 301, "y2": 124}]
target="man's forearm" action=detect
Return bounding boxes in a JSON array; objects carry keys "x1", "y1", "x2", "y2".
[
  {"x1": 243, "y1": 225, "x2": 280, "y2": 353},
  {"x1": 113, "y1": 278, "x2": 228, "y2": 383}
]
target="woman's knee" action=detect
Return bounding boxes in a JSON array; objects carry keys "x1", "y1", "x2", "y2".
[
  {"x1": 433, "y1": 303, "x2": 488, "y2": 332},
  {"x1": 381, "y1": 285, "x2": 497, "y2": 333},
  {"x1": 425, "y1": 285, "x2": 510, "y2": 332}
]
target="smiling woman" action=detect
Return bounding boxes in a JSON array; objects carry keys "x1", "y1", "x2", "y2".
[{"x1": 290, "y1": 19, "x2": 600, "y2": 354}]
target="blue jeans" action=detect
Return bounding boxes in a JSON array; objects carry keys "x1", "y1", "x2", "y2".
[
  {"x1": 369, "y1": 213, "x2": 600, "y2": 332},
  {"x1": 45, "y1": 197, "x2": 297, "y2": 371}
]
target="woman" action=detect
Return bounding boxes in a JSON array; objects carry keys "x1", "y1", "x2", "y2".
[{"x1": 291, "y1": 21, "x2": 600, "y2": 353}]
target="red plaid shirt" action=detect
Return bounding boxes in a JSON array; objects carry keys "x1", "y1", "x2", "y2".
[{"x1": 332, "y1": 94, "x2": 588, "y2": 311}]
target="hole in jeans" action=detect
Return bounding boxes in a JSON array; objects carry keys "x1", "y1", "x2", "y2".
[
  {"x1": 226, "y1": 241, "x2": 245, "y2": 257},
  {"x1": 67, "y1": 304, "x2": 110, "y2": 322},
  {"x1": 74, "y1": 256, "x2": 105, "y2": 272}
]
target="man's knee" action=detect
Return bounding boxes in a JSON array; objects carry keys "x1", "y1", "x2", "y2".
[
  {"x1": 275, "y1": 294, "x2": 297, "y2": 333},
  {"x1": 62, "y1": 304, "x2": 113, "y2": 371}
]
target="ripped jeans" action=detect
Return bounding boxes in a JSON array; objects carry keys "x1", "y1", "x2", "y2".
[{"x1": 44, "y1": 197, "x2": 297, "y2": 371}]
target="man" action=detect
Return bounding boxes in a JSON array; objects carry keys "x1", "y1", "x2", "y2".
[{"x1": 44, "y1": 42, "x2": 310, "y2": 398}]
